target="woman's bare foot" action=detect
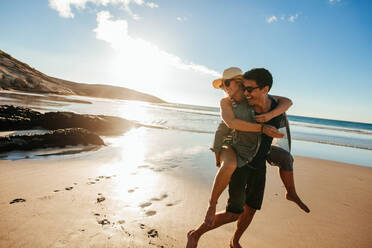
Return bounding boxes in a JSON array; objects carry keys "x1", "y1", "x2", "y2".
[
  {"x1": 230, "y1": 238, "x2": 243, "y2": 248},
  {"x1": 286, "y1": 193, "x2": 310, "y2": 213},
  {"x1": 204, "y1": 204, "x2": 216, "y2": 226},
  {"x1": 186, "y1": 230, "x2": 200, "y2": 248}
]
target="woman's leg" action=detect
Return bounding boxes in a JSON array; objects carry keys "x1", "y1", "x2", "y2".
[
  {"x1": 268, "y1": 146, "x2": 310, "y2": 213},
  {"x1": 204, "y1": 146, "x2": 238, "y2": 226}
]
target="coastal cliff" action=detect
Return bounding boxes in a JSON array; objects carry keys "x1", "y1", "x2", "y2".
[{"x1": 0, "y1": 50, "x2": 165, "y2": 103}]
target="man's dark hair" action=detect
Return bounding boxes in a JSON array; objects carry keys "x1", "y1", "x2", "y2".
[{"x1": 243, "y1": 68, "x2": 273, "y2": 91}]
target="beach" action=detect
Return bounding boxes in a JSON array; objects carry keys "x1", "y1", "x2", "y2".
[
  {"x1": 1, "y1": 127, "x2": 372, "y2": 248},
  {"x1": 1, "y1": 151, "x2": 371, "y2": 248},
  {"x1": 1, "y1": 92, "x2": 372, "y2": 248}
]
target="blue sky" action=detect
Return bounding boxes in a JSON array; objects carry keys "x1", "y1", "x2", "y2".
[{"x1": 0, "y1": 0, "x2": 371, "y2": 123}]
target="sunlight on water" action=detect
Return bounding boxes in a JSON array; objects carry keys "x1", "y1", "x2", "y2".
[{"x1": 101, "y1": 128, "x2": 162, "y2": 204}]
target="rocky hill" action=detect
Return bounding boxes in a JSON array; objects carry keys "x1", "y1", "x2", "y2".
[{"x1": 0, "y1": 50, "x2": 165, "y2": 103}]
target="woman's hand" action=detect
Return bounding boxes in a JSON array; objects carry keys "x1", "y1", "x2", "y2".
[
  {"x1": 255, "y1": 112, "x2": 274, "y2": 123},
  {"x1": 262, "y1": 124, "x2": 284, "y2": 138}
]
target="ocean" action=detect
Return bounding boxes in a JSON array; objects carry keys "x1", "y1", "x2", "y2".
[{"x1": 1, "y1": 91, "x2": 371, "y2": 167}]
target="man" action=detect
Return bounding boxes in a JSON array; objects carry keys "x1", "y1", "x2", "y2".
[{"x1": 187, "y1": 68, "x2": 285, "y2": 248}]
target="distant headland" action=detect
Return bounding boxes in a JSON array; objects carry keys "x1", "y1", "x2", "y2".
[{"x1": 0, "y1": 49, "x2": 166, "y2": 104}]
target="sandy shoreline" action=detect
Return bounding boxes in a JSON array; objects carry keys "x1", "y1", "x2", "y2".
[{"x1": 1, "y1": 146, "x2": 372, "y2": 248}]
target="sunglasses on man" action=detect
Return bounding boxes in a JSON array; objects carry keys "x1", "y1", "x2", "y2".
[{"x1": 241, "y1": 85, "x2": 260, "y2": 93}]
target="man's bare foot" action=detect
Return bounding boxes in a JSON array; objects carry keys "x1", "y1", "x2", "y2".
[
  {"x1": 230, "y1": 238, "x2": 243, "y2": 248},
  {"x1": 286, "y1": 193, "x2": 310, "y2": 213},
  {"x1": 186, "y1": 230, "x2": 199, "y2": 248},
  {"x1": 203, "y1": 204, "x2": 216, "y2": 227}
]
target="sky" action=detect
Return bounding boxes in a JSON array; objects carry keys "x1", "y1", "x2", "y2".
[{"x1": 0, "y1": 0, "x2": 371, "y2": 123}]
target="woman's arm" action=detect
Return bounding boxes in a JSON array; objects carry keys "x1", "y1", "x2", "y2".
[
  {"x1": 255, "y1": 95, "x2": 292, "y2": 123},
  {"x1": 221, "y1": 97, "x2": 284, "y2": 138},
  {"x1": 220, "y1": 97, "x2": 261, "y2": 131}
]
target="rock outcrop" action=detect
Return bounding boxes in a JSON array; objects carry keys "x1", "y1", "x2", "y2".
[
  {"x1": 0, "y1": 128, "x2": 104, "y2": 152},
  {"x1": 0, "y1": 49, "x2": 166, "y2": 103},
  {"x1": 0, "y1": 105, "x2": 134, "y2": 135}
]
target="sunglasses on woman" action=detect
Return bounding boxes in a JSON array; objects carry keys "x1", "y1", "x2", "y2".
[{"x1": 222, "y1": 78, "x2": 243, "y2": 88}]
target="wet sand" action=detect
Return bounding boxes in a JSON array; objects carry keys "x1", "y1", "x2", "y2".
[{"x1": 1, "y1": 129, "x2": 372, "y2": 248}]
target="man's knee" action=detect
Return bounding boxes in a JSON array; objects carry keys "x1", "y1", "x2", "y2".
[
  {"x1": 226, "y1": 211, "x2": 241, "y2": 221},
  {"x1": 243, "y1": 205, "x2": 256, "y2": 217}
]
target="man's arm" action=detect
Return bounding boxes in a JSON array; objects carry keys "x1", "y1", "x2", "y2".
[
  {"x1": 220, "y1": 97, "x2": 284, "y2": 138},
  {"x1": 255, "y1": 95, "x2": 292, "y2": 123}
]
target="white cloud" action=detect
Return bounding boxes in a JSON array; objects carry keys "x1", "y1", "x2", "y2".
[
  {"x1": 48, "y1": 0, "x2": 158, "y2": 19},
  {"x1": 93, "y1": 11, "x2": 219, "y2": 80},
  {"x1": 266, "y1": 16, "x2": 278, "y2": 23},
  {"x1": 329, "y1": 0, "x2": 341, "y2": 3},
  {"x1": 146, "y1": 2, "x2": 158, "y2": 8},
  {"x1": 176, "y1": 16, "x2": 187, "y2": 22},
  {"x1": 288, "y1": 13, "x2": 300, "y2": 22}
]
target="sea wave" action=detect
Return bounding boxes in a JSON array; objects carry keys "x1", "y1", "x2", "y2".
[
  {"x1": 137, "y1": 122, "x2": 372, "y2": 150},
  {"x1": 289, "y1": 121, "x2": 372, "y2": 135}
]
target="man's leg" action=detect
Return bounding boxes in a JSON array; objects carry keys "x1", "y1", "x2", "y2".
[
  {"x1": 204, "y1": 147, "x2": 238, "y2": 226},
  {"x1": 268, "y1": 146, "x2": 310, "y2": 213},
  {"x1": 186, "y1": 211, "x2": 240, "y2": 248},
  {"x1": 229, "y1": 164, "x2": 265, "y2": 248},
  {"x1": 187, "y1": 162, "x2": 248, "y2": 248},
  {"x1": 279, "y1": 169, "x2": 310, "y2": 213},
  {"x1": 230, "y1": 205, "x2": 256, "y2": 248}
]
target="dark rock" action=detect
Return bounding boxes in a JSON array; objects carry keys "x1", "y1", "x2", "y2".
[
  {"x1": 0, "y1": 105, "x2": 134, "y2": 135},
  {"x1": 0, "y1": 128, "x2": 104, "y2": 152}
]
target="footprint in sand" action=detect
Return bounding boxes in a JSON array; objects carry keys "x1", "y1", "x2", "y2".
[
  {"x1": 150, "y1": 193, "x2": 168, "y2": 201},
  {"x1": 9, "y1": 198, "x2": 26, "y2": 204},
  {"x1": 165, "y1": 200, "x2": 181, "y2": 207},
  {"x1": 97, "y1": 196, "x2": 106, "y2": 203},
  {"x1": 128, "y1": 187, "x2": 138, "y2": 193},
  {"x1": 97, "y1": 218, "x2": 110, "y2": 225},
  {"x1": 54, "y1": 190, "x2": 60, "y2": 192},
  {"x1": 147, "y1": 229, "x2": 158, "y2": 238},
  {"x1": 137, "y1": 165, "x2": 150, "y2": 169},
  {"x1": 139, "y1": 202, "x2": 152, "y2": 208},
  {"x1": 65, "y1": 187, "x2": 73, "y2": 191},
  {"x1": 38, "y1": 195, "x2": 55, "y2": 200},
  {"x1": 145, "y1": 210, "x2": 157, "y2": 216}
]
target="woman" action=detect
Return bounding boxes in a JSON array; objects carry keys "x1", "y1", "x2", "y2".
[{"x1": 204, "y1": 67, "x2": 309, "y2": 227}]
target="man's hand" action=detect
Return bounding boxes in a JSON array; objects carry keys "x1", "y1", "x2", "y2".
[
  {"x1": 255, "y1": 112, "x2": 274, "y2": 123},
  {"x1": 262, "y1": 124, "x2": 284, "y2": 138}
]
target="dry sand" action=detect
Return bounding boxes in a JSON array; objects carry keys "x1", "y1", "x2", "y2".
[{"x1": 0, "y1": 153, "x2": 371, "y2": 248}]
